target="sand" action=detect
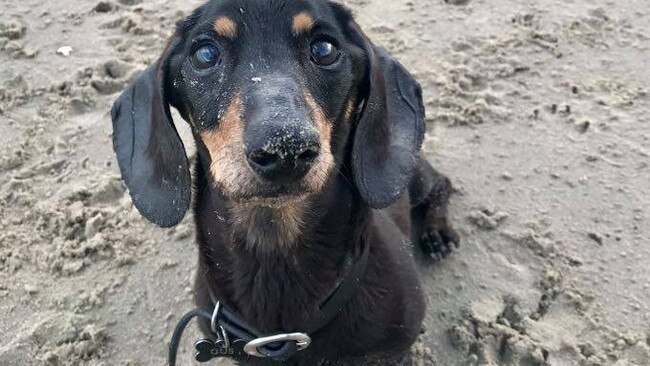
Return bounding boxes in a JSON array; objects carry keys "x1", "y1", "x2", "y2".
[{"x1": 0, "y1": 0, "x2": 649, "y2": 365}]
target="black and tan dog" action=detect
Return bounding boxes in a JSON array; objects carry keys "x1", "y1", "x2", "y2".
[{"x1": 111, "y1": 0, "x2": 459, "y2": 364}]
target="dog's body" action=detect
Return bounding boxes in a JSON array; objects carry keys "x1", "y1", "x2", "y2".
[{"x1": 111, "y1": 0, "x2": 459, "y2": 364}]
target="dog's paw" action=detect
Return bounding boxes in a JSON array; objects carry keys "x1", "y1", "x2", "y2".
[{"x1": 420, "y1": 219, "x2": 460, "y2": 261}]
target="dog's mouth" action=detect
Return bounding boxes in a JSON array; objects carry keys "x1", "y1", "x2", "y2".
[
  {"x1": 234, "y1": 193, "x2": 309, "y2": 208},
  {"x1": 227, "y1": 182, "x2": 312, "y2": 208}
]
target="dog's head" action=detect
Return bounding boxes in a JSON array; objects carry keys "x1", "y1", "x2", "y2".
[{"x1": 111, "y1": 0, "x2": 425, "y2": 227}]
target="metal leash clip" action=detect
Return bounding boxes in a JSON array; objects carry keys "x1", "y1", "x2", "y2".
[
  {"x1": 210, "y1": 302, "x2": 231, "y2": 349},
  {"x1": 193, "y1": 301, "x2": 235, "y2": 362}
]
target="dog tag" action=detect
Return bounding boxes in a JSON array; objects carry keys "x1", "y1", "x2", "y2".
[
  {"x1": 195, "y1": 339, "x2": 224, "y2": 362},
  {"x1": 195, "y1": 339, "x2": 248, "y2": 361}
]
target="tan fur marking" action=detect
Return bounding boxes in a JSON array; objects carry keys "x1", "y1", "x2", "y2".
[
  {"x1": 200, "y1": 95, "x2": 253, "y2": 196},
  {"x1": 214, "y1": 16, "x2": 237, "y2": 39},
  {"x1": 303, "y1": 89, "x2": 335, "y2": 193},
  {"x1": 292, "y1": 12, "x2": 314, "y2": 36}
]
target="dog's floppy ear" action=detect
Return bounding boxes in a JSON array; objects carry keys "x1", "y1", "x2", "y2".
[
  {"x1": 111, "y1": 36, "x2": 191, "y2": 227},
  {"x1": 343, "y1": 18, "x2": 426, "y2": 209}
]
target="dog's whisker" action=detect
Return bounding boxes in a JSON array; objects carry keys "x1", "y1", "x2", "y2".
[{"x1": 335, "y1": 166, "x2": 356, "y2": 193}]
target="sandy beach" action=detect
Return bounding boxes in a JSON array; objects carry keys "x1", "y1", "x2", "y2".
[{"x1": 1, "y1": 0, "x2": 649, "y2": 364}]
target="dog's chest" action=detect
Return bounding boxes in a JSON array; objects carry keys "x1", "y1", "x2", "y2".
[{"x1": 224, "y1": 246, "x2": 344, "y2": 333}]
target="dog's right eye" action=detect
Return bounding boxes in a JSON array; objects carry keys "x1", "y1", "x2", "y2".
[
  {"x1": 310, "y1": 40, "x2": 340, "y2": 67},
  {"x1": 191, "y1": 44, "x2": 220, "y2": 70}
]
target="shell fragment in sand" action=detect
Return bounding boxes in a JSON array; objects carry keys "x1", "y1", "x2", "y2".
[{"x1": 56, "y1": 46, "x2": 73, "y2": 57}]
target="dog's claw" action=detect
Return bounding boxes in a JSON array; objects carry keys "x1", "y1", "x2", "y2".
[{"x1": 420, "y1": 223, "x2": 460, "y2": 261}]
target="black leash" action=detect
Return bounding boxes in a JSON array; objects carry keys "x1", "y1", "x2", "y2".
[{"x1": 168, "y1": 241, "x2": 369, "y2": 365}]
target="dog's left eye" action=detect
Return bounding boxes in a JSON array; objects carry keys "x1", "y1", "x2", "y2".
[
  {"x1": 192, "y1": 44, "x2": 220, "y2": 69},
  {"x1": 310, "y1": 40, "x2": 340, "y2": 66}
]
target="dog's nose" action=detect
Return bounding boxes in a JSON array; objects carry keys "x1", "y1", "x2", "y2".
[{"x1": 247, "y1": 140, "x2": 320, "y2": 183}]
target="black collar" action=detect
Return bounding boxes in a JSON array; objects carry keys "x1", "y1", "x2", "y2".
[{"x1": 168, "y1": 240, "x2": 369, "y2": 365}]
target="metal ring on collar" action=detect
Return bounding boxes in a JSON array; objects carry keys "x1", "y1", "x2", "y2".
[{"x1": 243, "y1": 333, "x2": 311, "y2": 358}]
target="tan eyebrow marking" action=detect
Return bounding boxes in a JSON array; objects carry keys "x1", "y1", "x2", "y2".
[
  {"x1": 292, "y1": 11, "x2": 314, "y2": 36},
  {"x1": 214, "y1": 16, "x2": 237, "y2": 39}
]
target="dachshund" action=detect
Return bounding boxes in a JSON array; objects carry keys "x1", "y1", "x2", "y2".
[{"x1": 111, "y1": 0, "x2": 460, "y2": 364}]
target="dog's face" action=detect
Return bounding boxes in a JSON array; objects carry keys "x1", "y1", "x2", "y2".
[
  {"x1": 166, "y1": 0, "x2": 365, "y2": 203},
  {"x1": 111, "y1": 0, "x2": 426, "y2": 228}
]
